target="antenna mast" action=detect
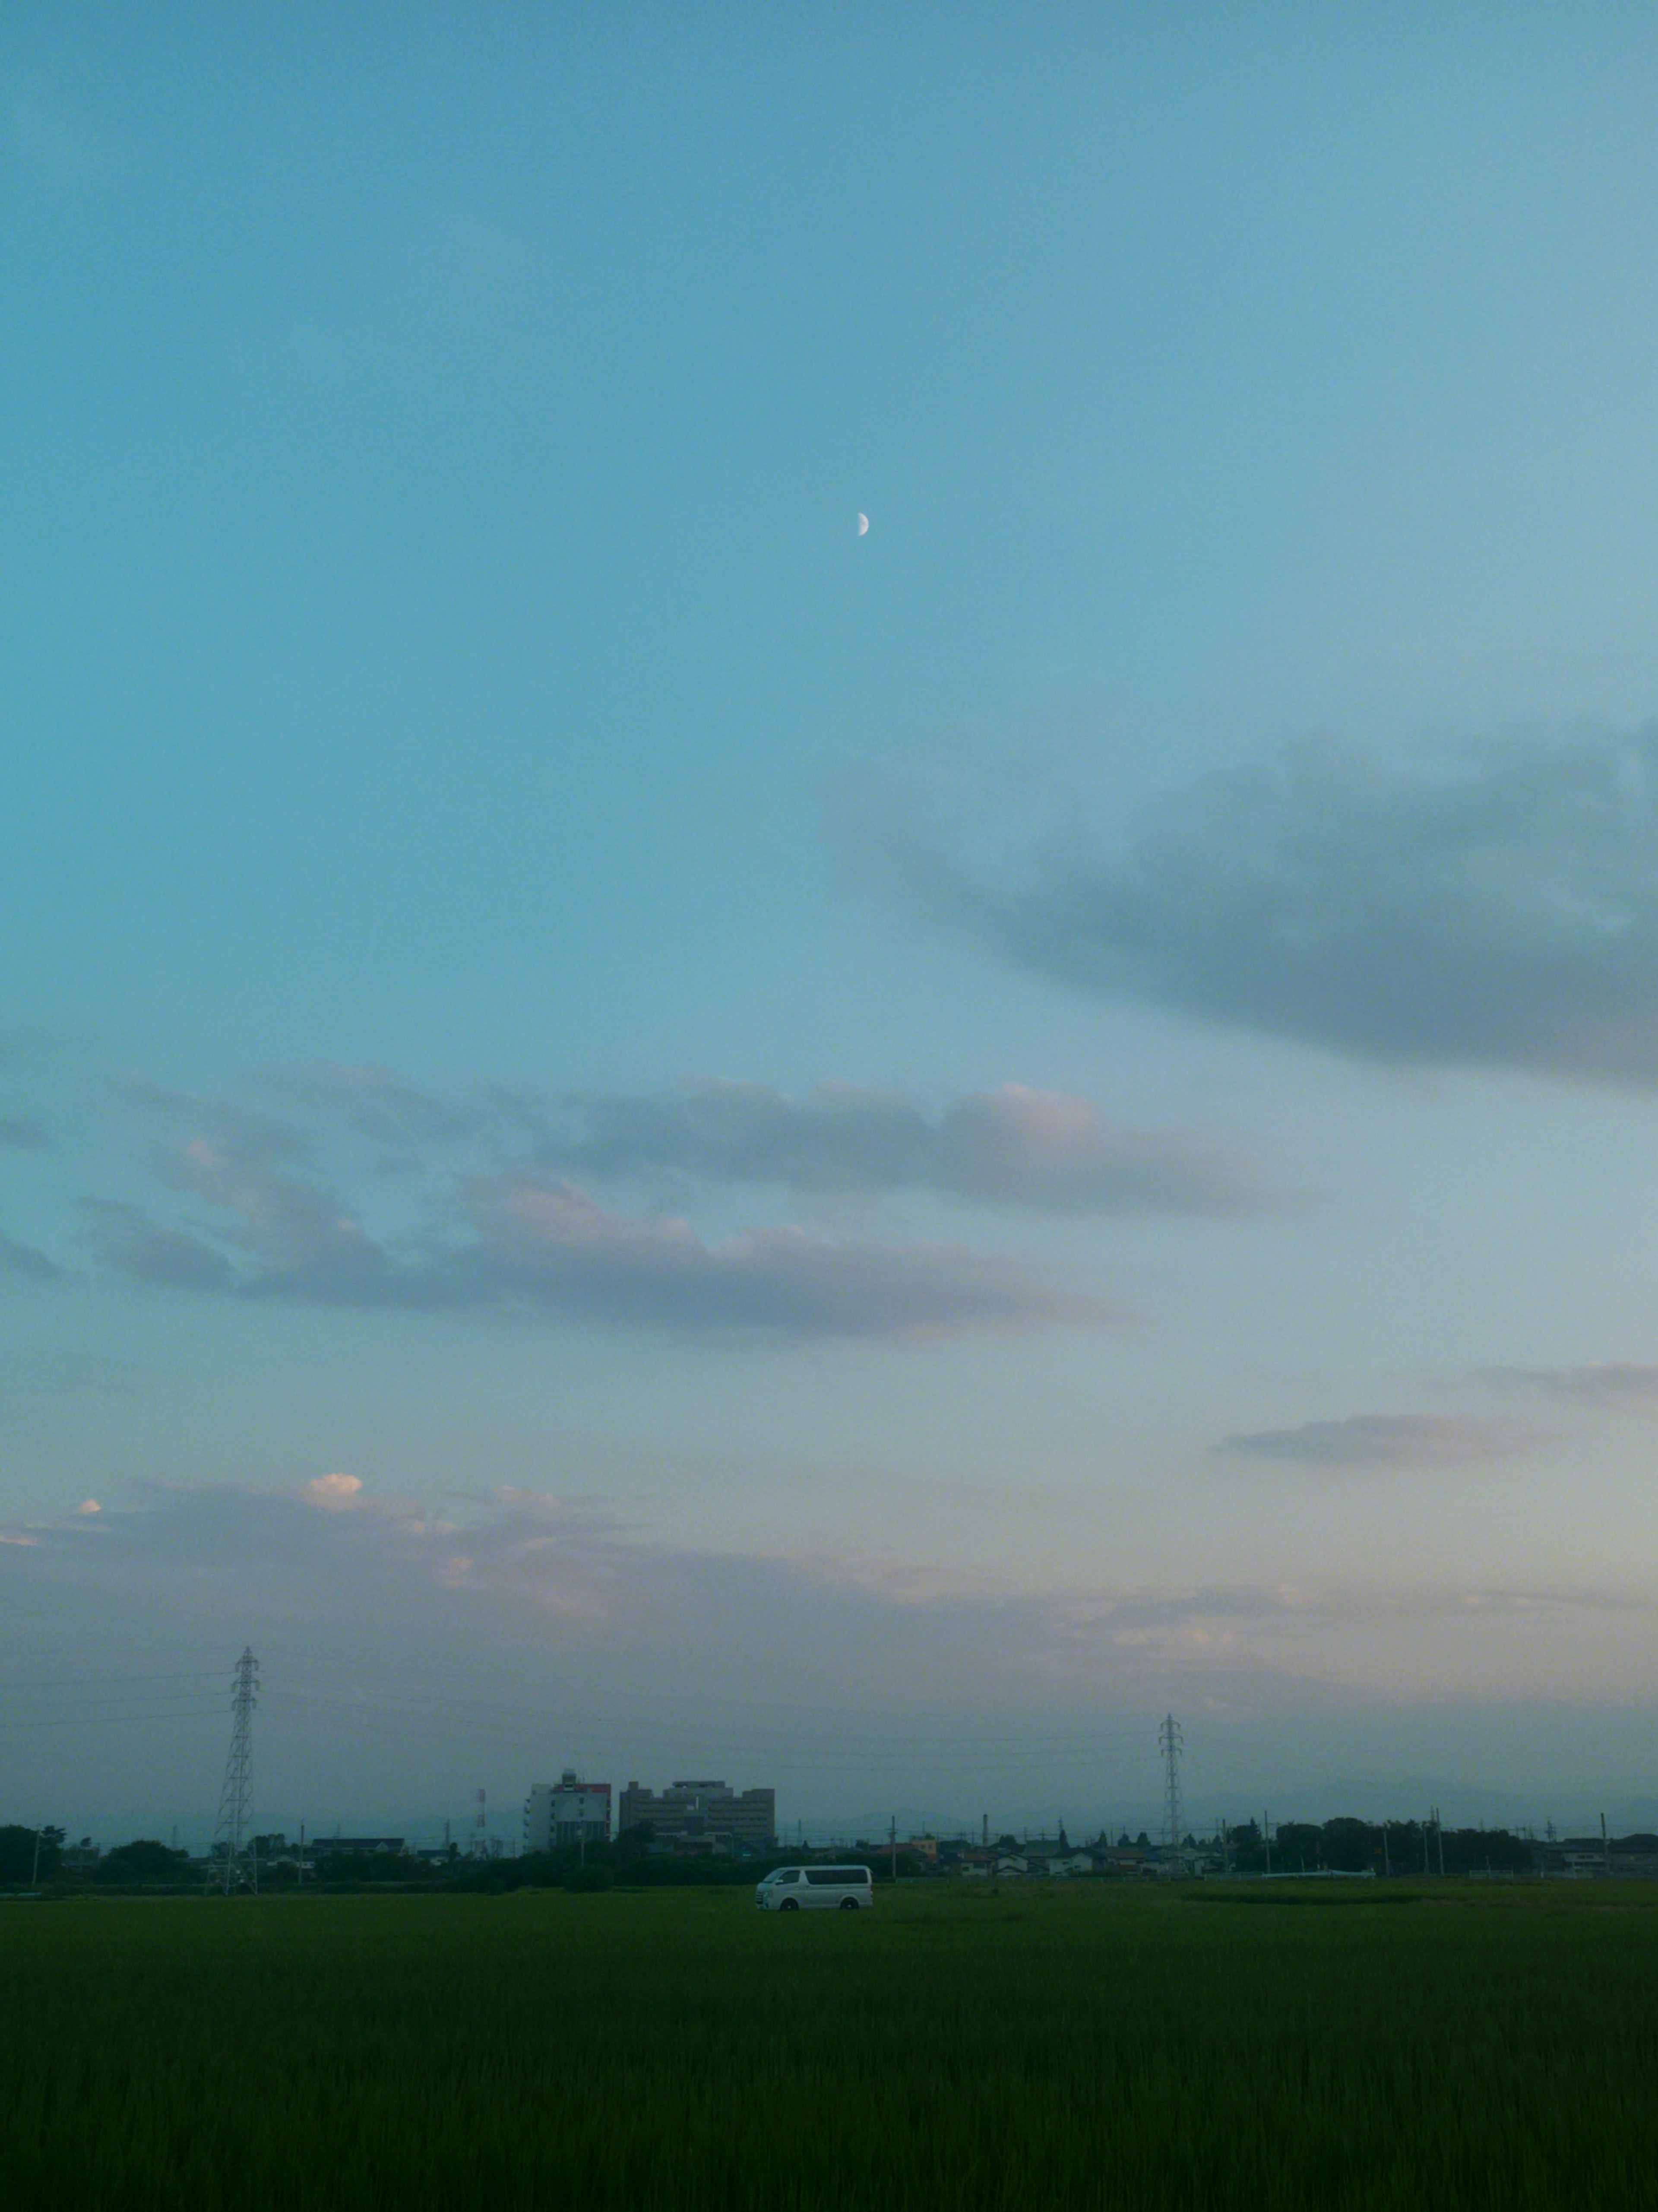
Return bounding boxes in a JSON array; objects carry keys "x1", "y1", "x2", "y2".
[
  {"x1": 208, "y1": 1647, "x2": 259, "y2": 1895},
  {"x1": 1158, "y1": 1713, "x2": 1185, "y2": 1876}
]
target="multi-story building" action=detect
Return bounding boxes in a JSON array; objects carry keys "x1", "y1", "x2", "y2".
[
  {"x1": 524, "y1": 1771, "x2": 612, "y2": 1853},
  {"x1": 617, "y1": 1778, "x2": 775, "y2": 1854}
]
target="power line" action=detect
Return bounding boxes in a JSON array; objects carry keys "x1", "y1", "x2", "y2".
[{"x1": 0, "y1": 1670, "x2": 223, "y2": 1693}]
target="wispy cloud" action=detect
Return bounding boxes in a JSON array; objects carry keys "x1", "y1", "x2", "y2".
[
  {"x1": 1220, "y1": 1413, "x2": 1541, "y2": 1469},
  {"x1": 1478, "y1": 1362, "x2": 1658, "y2": 1407},
  {"x1": 81, "y1": 1157, "x2": 1114, "y2": 1344},
  {"x1": 0, "y1": 1116, "x2": 49, "y2": 1150},
  {"x1": 850, "y1": 728, "x2": 1658, "y2": 1085},
  {"x1": 253, "y1": 1064, "x2": 487, "y2": 1154},
  {"x1": 0, "y1": 1227, "x2": 62, "y2": 1283},
  {"x1": 443, "y1": 1173, "x2": 1116, "y2": 1339},
  {"x1": 127, "y1": 1080, "x2": 310, "y2": 1168},
  {"x1": 526, "y1": 1079, "x2": 1283, "y2": 1217},
  {"x1": 5, "y1": 1482, "x2": 1656, "y2": 1796}
]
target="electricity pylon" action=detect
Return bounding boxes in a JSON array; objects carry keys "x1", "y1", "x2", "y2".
[
  {"x1": 208, "y1": 1647, "x2": 259, "y2": 1894},
  {"x1": 1158, "y1": 1714, "x2": 1185, "y2": 1875}
]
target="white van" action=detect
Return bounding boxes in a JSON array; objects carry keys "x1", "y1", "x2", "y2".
[{"x1": 755, "y1": 1864, "x2": 874, "y2": 1911}]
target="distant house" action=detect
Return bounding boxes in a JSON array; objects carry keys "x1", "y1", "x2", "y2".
[
  {"x1": 1097, "y1": 1848, "x2": 1156, "y2": 1878},
  {"x1": 1041, "y1": 1851, "x2": 1098, "y2": 1878}
]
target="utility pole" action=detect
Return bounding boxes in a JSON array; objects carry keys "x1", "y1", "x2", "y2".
[
  {"x1": 1263, "y1": 1811, "x2": 1271, "y2": 1877},
  {"x1": 207, "y1": 1647, "x2": 259, "y2": 1895},
  {"x1": 1158, "y1": 1715, "x2": 1184, "y2": 1876},
  {"x1": 889, "y1": 1814, "x2": 897, "y2": 1886},
  {"x1": 472, "y1": 1787, "x2": 488, "y2": 1859}
]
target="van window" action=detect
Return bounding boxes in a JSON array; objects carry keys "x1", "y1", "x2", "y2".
[
  {"x1": 805, "y1": 1867, "x2": 868, "y2": 1887},
  {"x1": 772, "y1": 1869, "x2": 797, "y2": 1884}
]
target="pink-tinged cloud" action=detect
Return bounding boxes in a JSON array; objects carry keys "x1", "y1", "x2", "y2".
[
  {"x1": 6, "y1": 1485, "x2": 1658, "y2": 1838},
  {"x1": 80, "y1": 1156, "x2": 1117, "y2": 1343},
  {"x1": 1220, "y1": 1413, "x2": 1542, "y2": 1469},
  {"x1": 304, "y1": 1474, "x2": 364, "y2": 1510},
  {"x1": 532, "y1": 1077, "x2": 1282, "y2": 1216},
  {"x1": 455, "y1": 1173, "x2": 1118, "y2": 1340}
]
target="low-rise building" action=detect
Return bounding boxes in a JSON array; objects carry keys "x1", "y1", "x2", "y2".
[
  {"x1": 524, "y1": 1772, "x2": 612, "y2": 1853},
  {"x1": 618, "y1": 1778, "x2": 775, "y2": 1854}
]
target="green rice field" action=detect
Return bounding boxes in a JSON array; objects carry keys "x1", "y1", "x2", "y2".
[{"x1": 6, "y1": 1880, "x2": 1658, "y2": 2209}]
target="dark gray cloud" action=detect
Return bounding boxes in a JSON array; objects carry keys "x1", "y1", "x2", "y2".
[
  {"x1": 1221, "y1": 1413, "x2": 1541, "y2": 1469},
  {"x1": 82, "y1": 1155, "x2": 1114, "y2": 1343},
  {"x1": 0, "y1": 1226, "x2": 62, "y2": 1282},
  {"x1": 0, "y1": 1115, "x2": 49, "y2": 1150},
  {"x1": 530, "y1": 1079, "x2": 1280, "y2": 1217},
  {"x1": 855, "y1": 729, "x2": 1658, "y2": 1084}
]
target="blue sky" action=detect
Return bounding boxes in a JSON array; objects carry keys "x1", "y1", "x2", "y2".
[{"x1": 7, "y1": 6, "x2": 1658, "y2": 1843}]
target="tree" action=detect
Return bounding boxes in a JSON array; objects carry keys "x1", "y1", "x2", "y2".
[
  {"x1": 97, "y1": 1839, "x2": 188, "y2": 1885},
  {"x1": 0, "y1": 1824, "x2": 61, "y2": 1883},
  {"x1": 1275, "y1": 1822, "x2": 1323, "y2": 1873},
  {"x1": 1320, "y1": 1818, "x2": 1377, "y2": 1873}
]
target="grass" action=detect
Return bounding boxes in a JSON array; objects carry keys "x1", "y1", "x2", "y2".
[{"x1": 6, "y1": 1880, "x2": 1658, "y2": 2209}]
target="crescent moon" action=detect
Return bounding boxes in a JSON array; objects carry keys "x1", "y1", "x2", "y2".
[{"x1": 857, "y1": 513, "x2": 869, "y2": 535}]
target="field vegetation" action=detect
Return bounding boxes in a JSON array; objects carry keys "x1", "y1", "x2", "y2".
[{"x1": 5, "y1": 1879, "x2": 1658, "y2": 2209}]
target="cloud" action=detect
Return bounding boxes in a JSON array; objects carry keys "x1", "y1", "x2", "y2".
[
  {"x1": 81, "y1": 1199, "x2": 234, "y2": 1291},
  {"x1": 127, "y1": 1081, "x2": 310, "y2": 1169},
  {"x1": 0, "y1": 1226, "x2": 64, "y2": 1282},
  {"x1": 442, "y1": 1173, "x2": 1115, "y2": 1340},
  {"x1": 0, "y1": 1116, "x2": 49, "y2": 1150},
  {"x1": 255, "y1": 1064, "x2": 486, "y2": 1153},
  {"x1": 154, "y1": 1138, "x2": 396, "y2": 1300},
  {"x1": 81, "y1": 1164, "x2": 1113, "y2": 1344},
  {"x1": 304, "y1": 1474, "x2": 364, "y2": 1510},
  {"x1": 1220, "y1": 1413, "x2": 1541, "y2": 1469},
  {"x1": 6, "y1": 1483, "x2": 1658, "y2": 1838},
  {"x1": 532, "y1": 1079, "x2": 1281, "y2": 1217},
  {"x1": 1479, "y1": 1363, "x2": 1658, "y2": 1407},
  {"x1": 854, "y1": 728, "x2": 1658, "y2": 1084}
]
